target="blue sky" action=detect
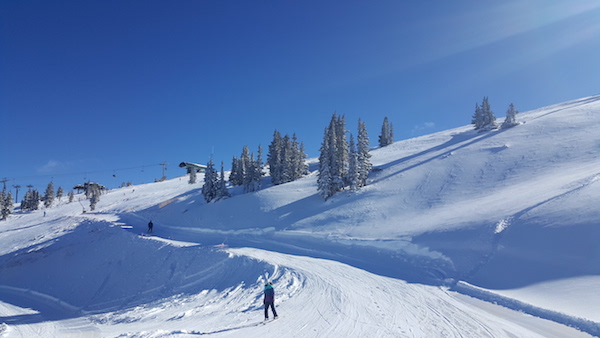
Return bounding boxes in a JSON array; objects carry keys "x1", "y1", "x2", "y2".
[{"x1": 2, "y1": 0, "x2": 600, "y2": 193}]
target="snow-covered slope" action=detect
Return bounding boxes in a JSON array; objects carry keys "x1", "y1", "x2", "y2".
[{"x1": 1, "y1": 95, "x2": 599, "y2": 337}]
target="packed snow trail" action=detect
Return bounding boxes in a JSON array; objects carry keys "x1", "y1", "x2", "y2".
[
  {"x1": 220, "y1": 248, "x2": 588, "y2": 338},
  {"x1": 0, "y1": 221, "x2": 590, "y2": 337}
]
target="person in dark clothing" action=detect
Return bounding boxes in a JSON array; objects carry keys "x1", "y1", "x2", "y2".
[
  {"x1": 263, "y1": 282, "x2": 278, "y2": 320},
  {"x1": 147, "y1": 220, "x2": 153, "y2": 233}
]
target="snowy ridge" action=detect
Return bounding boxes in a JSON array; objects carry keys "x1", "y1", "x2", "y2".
[
  {"x1": 453, "y1": 282, "x2": 600, "y2": 337},
  {"x1": 1, "y1": 95, "x2": 599, "y2": 337}
]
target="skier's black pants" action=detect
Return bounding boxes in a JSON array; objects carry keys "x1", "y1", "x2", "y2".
[{"x1": 264, "y1": 301, "x2": 277, "y2": 318}]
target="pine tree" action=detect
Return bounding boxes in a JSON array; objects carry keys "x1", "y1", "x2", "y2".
[
  {"x1": 20, "y1": 190, "x2": 30, "y2": 211},
  {"x1": 241, "y1": 146, "x2": 254, "y2": 193},
  {"x1": 229, "y1": 156, "x2": 243, "y2": 186},
  {"x1": 240, "y1": 146, "x2": 251, "y2": 190},
  {"x1": 0, "y1": 190, "x2": 10, "y2": 220},
  {"x1": 481, "y1": 97, "x2": 497, "y2": 130},
  {"x1": 290, "y1": 133, "x2": 308, "y2": 180},
  {"x1": 267, "y1": 130, "x2": 284, "y2": 185},
  {"x1": 318, "y1": 113, "x2": 349, "y2": 200},
  {"x1": 68, "y1": 190, "x2": 75, "y2": 203},
  {"x1": 281, "y1": 135, "x2": 293, "y2": 183},
  {"x1": 471, "y1": 103, "x2": 484, "y2": 129},
  {"x1": 32, "y1": 190, "x2": 40, "y2": 210},
  {"x1": 297, "y1": 141, "x2": 309, "y2": 177},
  {"x1": 6, "y1": 191, "x2": 14, "y2": 216},
  {"x1": 56, "y1": 187, "x2": 64, "y2": 201},
  {"x1": 255, "y1": 145, "x2": 264, "y2": 190},
  {"x1": 216, "y1": 161, "x2": 230, "y2": 200},
  {"x1": 347, "y1": 134, "x2": 359, "y2": 191},
  {"x1": 203, "y1": 158, "x2": 219, "y2": 202},
  {"x1": 335, "y1": 114, "x2": 349, "y2": 190},
  {"x1": 501, "y1": 103, "x2": 519, "y2": 129},
  {"x1": 243, "y1": 153, "x2": 257, "y2": 193},
  {"x1": 88, "y1": 184, "x2": 101, "y2": 211},
  {"x1": 73, "y1": 182, "x2": 104, "y2": 211},
  {"x1": 21, "y1": 189, "x2": 40, "y2": 211},
  {"x1": 378, "y1": 117, "x2": 394, "y2": 147},
  {"x1": 473, "y1": 97, "x2": 498, "y2": 131},
  {"x1": 267, "y1": 130, "x2": 308, "y2": 186},
  {"x1": 356, "y1": 119, "x2": 372, "y2": 187},
  {"x1": 44, "y1": 182, "x2": 55, "y2": 208},
  {"x1": 318, "y1": 125, "x2": 335, "y2": 200}
]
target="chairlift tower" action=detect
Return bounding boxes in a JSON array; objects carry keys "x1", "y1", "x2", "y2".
[
  {"x1": 159, "y1": 162, "x2": 168, "y2": 181},
  {"x1": 13, "y1": 185, "x2": 21, "y2": 202}
]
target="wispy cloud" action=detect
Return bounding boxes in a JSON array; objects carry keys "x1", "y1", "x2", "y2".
[
  {"x1": 411, "y1": 122, "x2": 435, "y2": 136},
  {"x1": 38, "y1": 160, "x2": 66, "y2": 174}
]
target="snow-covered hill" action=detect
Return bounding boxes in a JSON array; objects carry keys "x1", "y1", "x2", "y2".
[{"x1": 1, "y1": 95, "x2": 600, "y2": 337}]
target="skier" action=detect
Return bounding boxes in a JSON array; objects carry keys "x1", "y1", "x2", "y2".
[
  {"x1": 263, "y1": 282, "x2": 278, "y2": 320},
  {"x1": 147, "y1": 220, "x2": 153, "y2": 233}
]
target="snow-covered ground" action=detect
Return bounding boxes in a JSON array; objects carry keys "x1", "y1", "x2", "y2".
[{"x1": 1, "y1": 95, "x2": 600, "y2": 337}]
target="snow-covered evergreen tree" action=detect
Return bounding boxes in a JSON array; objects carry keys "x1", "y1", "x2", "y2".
[
  {"x1": 231, "y1": 145, "x2": 265, "y2": 192},
  {"x1": 268, "y1": 131, "x2": 308, "y2": 185},
  {"x1": 472, "y1": 97, "x2": 498, "y2": 131},
  {"x1": 44, "y1": 182, "x2": 55, "y2": 208},
  {"x1": 33, "y1": 190, "x2": 41, "y2": 210},
  {"x1": 318, "y1": 125, "x2": 335, "y2": 200},
  {"x1": 0, "y1": 190, "x2": 4, "y2": 219},
  {"x1": 334, "y1": 114, "x2": 349, "y2": 188},
  {"x1": 241, "y1": 146, "x2": 254, "y2": 193},
  {"x1": 254, "y1": 145, "x2": 264, "y2": 190},
  {"x1": 216, "y1": 161, "x2": 230, "y2": 200},
  {"x1": 267, "y1": 130, "x2": 284, "y2": 185},
  {"x1": 291, "y1": 133, "x2": 308, "y2": 180},
  {"x1": 229, "y1": 156, "x2": 243, "y2": 186},
  {"x1": 347, "y1": 134, "x2": 359, "y2": 191},
  {"x1": 481, "y1": 97, "x2": 497, "y2": 130},
  {"x1": 318, "y1": 113, "x2": 349, "y2": 200},
  {"x1": 280, "y1": 134, "x2": 292, "y2": 183},
  {"x1": 6, "y1": 191, "x2": 13, "y2": 217},
  {"x1": 202, "y1": 158, "x2": 218, "y2": 203},
  {"x1": 243, "y1": 145, "x2": 264, "y2": 193},
  {"x1": 21, "y1": 189, "x2": 40, "y2": 211},
  {"x1": 0, "y1": 190, "x2": 12, "y2": 220},
  {"x1": 240, "y1": 146, "x2": 251, "y2": 189},
  {"x1": 356, "y1": 119, "x2": 372, "y2": 187},
  {"x1": 297, "y1": 141, "x2": 309, "y2": 177},
  {"x1": 471, "y1": 103, "x2": 483, "y2": 129},
  {"x1": 501, "y1": 103, "x2": 519, "y2": 129},
  {"x1": 88, "y1": 184, "x2": 101, "y2": 211},
  {"x1": 378, "y1": 117, "x2": 394, "y2": 147},
  {"x1": 73, "y1": 182, "x2": 104, "y2": 211},
  {"x1": 68, "y1": 190, "x2": 74, "y2": 203},
  {"x1": 267, "y1": 131, "x2": 308, "y2": 185},
  {"x1": 56, "y1": 187, "x2": 64, "y2": 201},
  {"x1": 20, "y1": 190, "x2": 29, "y2": 211}
]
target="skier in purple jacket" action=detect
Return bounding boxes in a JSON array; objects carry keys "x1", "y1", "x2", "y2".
[{"x1": 263, "y1": 282, "x2": 278, "y2": 320}]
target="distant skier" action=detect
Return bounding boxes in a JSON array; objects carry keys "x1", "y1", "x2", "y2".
[
  {"x1": 263, "y1": 282, "x2": 278, "y2": 320},
  {"x1": 147, "y1": 220, "x2": 153, "y2": 233}
]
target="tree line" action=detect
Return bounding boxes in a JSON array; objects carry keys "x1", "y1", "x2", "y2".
[
  {"x1": 0, "y1": 180, "x2": 106, "y2": 221},
  {"x1": 197, "y1": 115, "x2": 394, "y2": 202},
  {"x1": 472, "y1": 97, "x2": 519, "y2": 131}
]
